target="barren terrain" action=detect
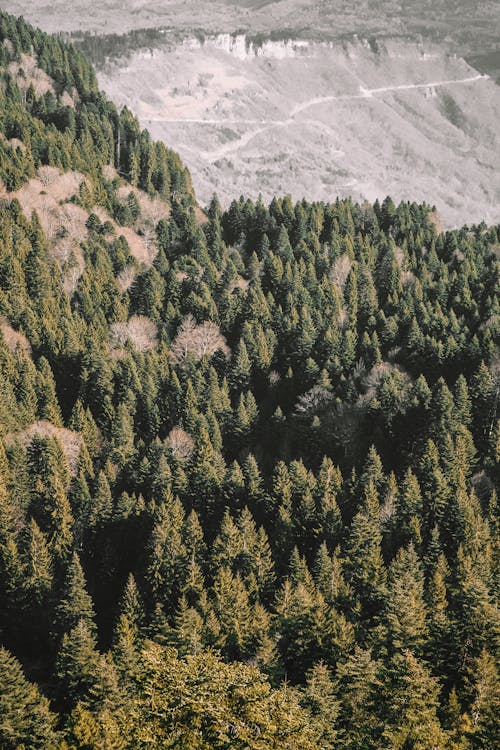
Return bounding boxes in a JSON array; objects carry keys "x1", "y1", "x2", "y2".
[
  {"x1": 97, "y1": 36, "x2": 500, "y2": 226},
  {"x1": 3, "y1": 1, "x2": 500, "y2": 227},
  {"x1": 3, "y1": 0, "x2": 500, "y2": 53}
]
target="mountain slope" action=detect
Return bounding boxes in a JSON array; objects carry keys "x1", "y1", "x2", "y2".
[
  {"x1": 0, "y1": 11, "x2": 498, "y2": 750},
  {"x1": 97, "y1": 34, "x2": 500, "y2": 226}
]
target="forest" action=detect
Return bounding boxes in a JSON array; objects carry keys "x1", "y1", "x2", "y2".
[{"x1": 0, "y1": 10, "x2": 499, "y2": 750}]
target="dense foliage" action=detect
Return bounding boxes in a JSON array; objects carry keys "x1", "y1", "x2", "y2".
[
  {"x1": 0, "y1": 11, "x2": 499, "y2": 750},
  {"x1": 0, "y1": 11, "x2": 192, "y2": 198}
]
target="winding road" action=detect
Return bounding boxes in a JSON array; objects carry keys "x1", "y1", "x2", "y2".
[{"x1": 143, "y1": 72, "x2": 490, "y2": 162}]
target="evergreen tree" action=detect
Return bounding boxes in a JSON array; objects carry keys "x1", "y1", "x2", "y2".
[
  {"x1": 0, "y1": 646, "x2": 59, "y2": 749},
  {"x1": 56, "y1": 552, "x2": 96, "y2": 635},
  {"x1": 383, "y1": 651, "x2": 448, "y2": 750},
  {"x1": 385, "y1": 543, "x2": 427, "y2": 655}
]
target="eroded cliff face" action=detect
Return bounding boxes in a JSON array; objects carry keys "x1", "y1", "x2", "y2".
[
  {"x1": 97, "y1": 34, "x2": 500, "y2": 226},
  {"x1": 182, "y1": 34, "x2": 312, "y2": 60}
]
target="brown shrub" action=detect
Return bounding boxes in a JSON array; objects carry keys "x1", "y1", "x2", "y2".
[{"x1": 0, "y1": 318, "x2": 31, "y2": 356}]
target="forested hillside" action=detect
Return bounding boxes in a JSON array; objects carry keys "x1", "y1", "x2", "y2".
[{"x1": 0, "y1": 11, "x2": 499, "y2": 750}]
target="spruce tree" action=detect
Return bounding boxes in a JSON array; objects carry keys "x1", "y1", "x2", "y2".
[{"x1": 0, "y1": 646, "x2": 59, "y2": 749}]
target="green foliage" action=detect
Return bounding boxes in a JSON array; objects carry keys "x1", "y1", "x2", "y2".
[
  {"x1": 0, "y1": 645, "x2": 59, "y2": 748},
  {"x1": 0, "y1": 10, "x2": 498, "y2": 750}
]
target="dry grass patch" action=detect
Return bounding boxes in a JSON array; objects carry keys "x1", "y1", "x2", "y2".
[
  {"x1": 4, "y1": 420, "x2": 83, "y2": 475},
  {"x1": 0, "y1": 318, "x2": 31, "y2": 356},
  {"x1": 94, "y1": 207, "x2": 154, "y2": 265},
  {"x1": 109, "y1": 315, "x2": 158, "y2": 352},
  {"x1": 8, "y1": 53, "x2": 55, "y2": 97}
]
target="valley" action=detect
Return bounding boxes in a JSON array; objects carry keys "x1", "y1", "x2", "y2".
[
  {"x1": 3, "y1": 1, "x2": 500, "y2": 227},
  {"x1": 97, "y1": 35, "x2": 500, "y2": 226},
  {"x1": 0, "y1": 11, "x2": 498, "y2": 749}
]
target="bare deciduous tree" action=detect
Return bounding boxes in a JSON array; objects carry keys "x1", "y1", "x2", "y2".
[
  {"x1": 37, "y1": 165, "x2": 59, "y2": 187},
  {"x1": 4, "y1": 420, "x2": 83, "y2": 476},
  {"x1": 110, "y1": 316, "x2": 158, "y2": 353},
  {"x1": 295, "y1": 385, "x2": 333, "y2": 416},
  {"x1": 117, "y1": 265, "x2": 137, "y2": 293},
  {"x1": 170, "y1": 315, "x2": 230, "y2": 364},
  {"x1": 166, "y1": 427, "x2": 195, "y2": 461},
  {"x1": 329, "y1": 253, "x2": 353, "y2": 291}
]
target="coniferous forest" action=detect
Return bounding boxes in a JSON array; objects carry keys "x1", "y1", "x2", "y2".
[{"x1": 0, "y1": 11, "x2": 499, "y2": 750}]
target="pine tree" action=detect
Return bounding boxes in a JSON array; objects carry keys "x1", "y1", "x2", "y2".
[
  {"x1": 302, "y1": 662, "x2": 339, "y2": 746},
  {"x1": 23, "y1": 517, "x2": 53, "y2": 606},
  {"x1": 211, "y1": 566, "x2": 252, "y2": 659},
  {"x1": 109, "y1": 402, "x2": 135, "y2": 466},
  {"x1": 56, "y1": 552, "x2": 96, "y2": 635},
  {"x1": 393, "y1": 469, "x2": 422, "y2": 548},
  {"x1": 383, "y1": 651, "x2": 448, "y2": 750},
  {"x1": 35, "y1": 356, "x2": 63, "y2": 426},
  {"x1": 231, "y1": 338, "x2": 252, "y2": 390},
  {"x1": 385, "y1": 543, "x2": 427, "y2": 654},
  {"x1": 344, "y1": 480, "x2": 387, "y2": 622},
  {"x1": 275, "y1": 570, "x2": 328, "y2": 682},
  {"x1": 0, "y1": 646, "x2": 59, "y2": 749},
  {"x1": 418, "y1": 439, "x2": 450, "y2": 541},
  {"x1": 27, "y1": 435, "x2": 73, "y2": 561},
  {"x1": 427, "y1": 552, "x2": 454, "y2": 678},
  {"x1": 465, "y1": 650, "x2": 500, "y2": 749},
  {"x1": 172, "y1": 595, "x2": 204, "y2": 655},
  {"x1": 56, "y1": 619, "x2": 101, "y2": 708},
  {"x1": 147, "y1": 494, "x2": 187, "y2": 606},
  {"x1": 336, "y1": 646, "x2": 384, "y2": 750}
]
